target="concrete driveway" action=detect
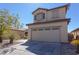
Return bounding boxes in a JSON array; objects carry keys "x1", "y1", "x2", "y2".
[{"x1": 0, "y1": 40, "x2": 77, "y2": 55}]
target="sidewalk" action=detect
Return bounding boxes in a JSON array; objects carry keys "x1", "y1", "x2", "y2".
[
  {"x1": 7, "y1": 45, "x2": 35, "y2": 55},
  {"x1": 0, "y1": 40, "x2": 36, "y2": 55}
]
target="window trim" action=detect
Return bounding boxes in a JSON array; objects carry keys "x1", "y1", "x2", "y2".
[{"x1": 34, "y1": 13, "x2": 45, "y2": 20}]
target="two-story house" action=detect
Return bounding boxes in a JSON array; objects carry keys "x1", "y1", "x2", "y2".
[
  {"x1": 71, "y1": 28, "x2": 79, "y2": 39},
  {"x1": 27, "y1": 4, "x2": 70, "y2": 42}
]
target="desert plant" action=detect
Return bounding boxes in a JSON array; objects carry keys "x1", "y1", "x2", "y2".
[
  {"x1": 71, "y1": 40, "x2": 79, "y2": 45},
  {"x1": 2, "y1": 30, "x2": 20, "y2": 44},
  {"x1": 9, "y1": 31, "x2": 20, "y2": 44},
  {"x1": 0, "y1": 9, "x2": 22, "y2": 43},
  {"x1": 71, "y1": 39, "x2": 79, "y2": 54},
  {"x1": 24, "y1": 35, "x2": 27, "y2": 39},
  {"x1": 2, "y1": 31, "x2": 10, "y2": 39}
]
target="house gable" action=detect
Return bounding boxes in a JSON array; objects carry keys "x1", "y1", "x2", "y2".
[
  {"x1": 32, "y1": 4, "x2": 70, "y2": 23},
  {"x1": 27, "y1": 4, "x2": 70, "y2": 42}
]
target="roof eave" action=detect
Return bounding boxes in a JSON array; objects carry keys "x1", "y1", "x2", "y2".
[
  {"x1": 32, "y1": 8, "x2": 48, "y2": 14},
  {"x1": 26, "y1": 18, "x2": 70, "y2": 26},
  {"x1": 32, "y1": 4, "x2": 70, "y2": 15}
]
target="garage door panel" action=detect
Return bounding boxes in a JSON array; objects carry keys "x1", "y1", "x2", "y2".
[
  {"x1": 32, "y1": 29, "x2": 60, "y2": 42},
  {"x1": 32, "y1": 31, "x2": 40, "y2": 40}
]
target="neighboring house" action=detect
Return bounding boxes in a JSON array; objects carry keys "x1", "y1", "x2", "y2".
[
  {"x1": 70, "y1": 28, "x2": 79, "y2": 39},
  {"x1": 11, "y1": 29, "x2": 27, "y2": 38},
  {"x1": 27, "y1": 4, "x2": 70, "y2": 42}
]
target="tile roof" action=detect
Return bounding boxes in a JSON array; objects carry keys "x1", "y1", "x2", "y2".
[
  {"x1": 71, "y1": 28, "x2": 79, "y2": 32},
  {"x1": 32, "y1": 4, "x2": 70, "y2": 14}
]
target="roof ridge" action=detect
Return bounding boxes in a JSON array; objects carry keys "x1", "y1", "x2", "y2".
[
  {"x1": 32, "y1": 3, "x2": 70, "y2": 14},
  {"x1": 71, "y1": 28, "x2": 79, "y2": 32}
]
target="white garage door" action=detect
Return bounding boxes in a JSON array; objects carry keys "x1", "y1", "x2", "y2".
[{"x1": 31, "y1": 27, "x2": 60, "y2": 42}]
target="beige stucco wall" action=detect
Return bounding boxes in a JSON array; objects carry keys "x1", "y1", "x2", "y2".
[
  {"x1": 71, "y1": 31, "x2": 79, "y2": 39},
  {"x1": 11, "y1": 29, "x2": 25, "y2": 38},
  {"x1": 46, "y1": 7, "x2": 66, "y2": 21},
  {"x1": 28, "y1": 21, "x2": 68, "y2": 42},
  {"x1": 33, "y1": 9, "x2": 47, "y2": 23},
  {"x1": 29, "y1": 7, "x2": 68, "y2": 42},
  {"x1": 33, "y1": 7, "x2": 66, "y2": 23}
]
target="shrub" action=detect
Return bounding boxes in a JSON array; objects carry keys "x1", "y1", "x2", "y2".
[
  {"x1": 9, "y1": 31, "x2": 20, "y2": 44},
  {"x1": 2, "y1": 31, "x2": 10, "y2": 39},
  {"x1": 71, "y1": 39, "x2": 79, "y2": 46},
  {"x1": 71, "y1": 39, "x2": 79, "y2": 54},
  {"x1": 24, "y1": 36, "x2": 27, "y2": 39},
  {"x1": 2, "y1": 30, "x2": 20, "y2": 44}
]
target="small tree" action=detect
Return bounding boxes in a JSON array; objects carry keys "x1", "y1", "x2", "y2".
[
  {"x1": 2, "y1": 30, "x2": 10, "y2": 40},
  {"x1": 0, "y1": 16, "x2": 7, "y2": 43},
  {"x1": 9, "y1": 31, "x2": 20, "y2": 44},
  {"x1": 0, "y1": 9, "x2": 21, "y2": 43},
  {"x1": 2, "y1": 30, "x2": 20, "y2": 44}
]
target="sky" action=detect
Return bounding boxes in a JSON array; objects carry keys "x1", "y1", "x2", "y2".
[{"x1": 0, "y1": 3, "x2": 79, "y2": 32}]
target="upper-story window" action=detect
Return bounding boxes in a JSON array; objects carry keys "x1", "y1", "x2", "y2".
[
  {"x1": 52, "y1": 9, "x2": 59, "y2": 19},
  {"x1": 34, "y1": 13, "x2": 45, "y2": 20}
]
